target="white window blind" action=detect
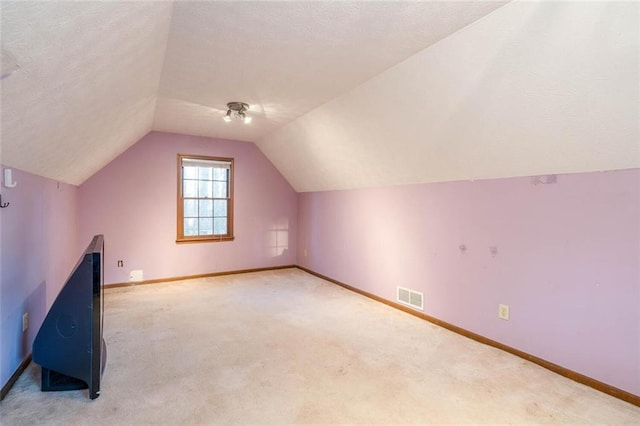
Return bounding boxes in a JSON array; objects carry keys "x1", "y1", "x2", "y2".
[{"x1": 181, "y1": 158, "x2": 231, "y2": 169}]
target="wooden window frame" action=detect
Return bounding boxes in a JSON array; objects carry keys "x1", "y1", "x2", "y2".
[{"x1": 176, "y1": 154, "x2": 235, "y2": 243}]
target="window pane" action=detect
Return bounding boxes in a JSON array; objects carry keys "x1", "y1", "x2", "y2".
[
  {"x1": 199, "y1": 167, "x2": 213, "y2": 180},
  {"x1": 213, "y1": 181, "x2": 227, "y2": 198},
  {"x1": 183, "y1": 166, "x2": 198, "y2": 179},
  {"x1": 213, "y1": 168, "x2": 227, "y2": 180},
  {"x1": 199, "y1": 199, "x2": 213, "y2": 217},
  {"x1": 179, "y1": 156, "x2": 233, "y2": 241},
  {"x1": 214, "y1": 218, "x2": 227, "y2": 235},
  {"x1": 184, "y1": 218, "x2": 198, "y2": 236},
  {"x1": 199, "y1": 181, "x2": 212, "y2": 198},
  {"x1": 213, "y1": 200, "x2": 227, "y2": 217},
  {"x1": 199, "y1": 218, "x2": 213, "y2": 235},
  {"x1": 184, "y1": 199, "x2": 198, "y2": 217},
  {"x1": 183, "y1": 180, "x2": 198, "y2": 198}
]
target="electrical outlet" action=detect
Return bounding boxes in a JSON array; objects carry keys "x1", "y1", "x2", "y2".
[
  {"x1": 117, "y1": 260, "x2": 124, "y2": 267},
  {"x1": 303, "y1": 249, "x2": 308, "y2": 257},
  {"x1": 498, "y1": 304, "x2": 509, "y2": 320},
  {"x1": 129, "y1": 270, "x2": 143, "y2": 282},
  {"x1": 22, "y1": 313, "x2": 29, "y2": 332}
]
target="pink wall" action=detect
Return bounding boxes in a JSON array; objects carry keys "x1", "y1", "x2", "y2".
[
  {"x1": 78, "y1": 132, "x2": 297, "y2": 284},
  {"x1": 0, "y1": 167, "x2": 79, "y2": 388},
  {"x1": 297, "y1": 169, "x2": 640, "y2": 396},
  {"x1": 3, "y1": 144, "x2": 637, "y2": 400}
]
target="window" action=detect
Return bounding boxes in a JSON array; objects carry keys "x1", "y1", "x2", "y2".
[{"x1": 177, "y1": 155, "x2": 234, "y2": 242}]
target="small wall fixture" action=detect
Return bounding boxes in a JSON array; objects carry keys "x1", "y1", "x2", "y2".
[
  {"x1": 3, "y1": 168, "x2": 17, "y2": 188},
  {"x1": 223, "y1": 102, "x2": 252, "y2": 124}
]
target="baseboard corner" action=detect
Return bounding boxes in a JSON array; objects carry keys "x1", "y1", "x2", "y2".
[{"x1": 1, "y1": 353, "x2": 32, "y2": 401}]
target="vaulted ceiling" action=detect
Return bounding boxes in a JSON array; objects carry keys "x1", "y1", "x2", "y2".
[{"x1": 1, "y1": 1, "x2": 638, "y2": 191}]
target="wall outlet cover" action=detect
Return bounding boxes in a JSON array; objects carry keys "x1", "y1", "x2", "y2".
[
  {"x1": 498, "y1": 304, "x2": 510, "y2": 320},
  {"x1": 129, "y1": 270, "x2": 144, "y2": 282}
]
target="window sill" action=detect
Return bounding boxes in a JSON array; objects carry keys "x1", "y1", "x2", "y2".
[{"x1": 176, "y1": 236, "x2": 235, "y2": 244}]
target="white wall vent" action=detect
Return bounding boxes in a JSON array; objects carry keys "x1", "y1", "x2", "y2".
[{"x1": 397, "y1": 286, "x2": 424, "y2": 311}]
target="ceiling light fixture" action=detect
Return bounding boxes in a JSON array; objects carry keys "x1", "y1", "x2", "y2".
[{"x1": 223, "y1": 101, "x2": 252, "y2": 124}]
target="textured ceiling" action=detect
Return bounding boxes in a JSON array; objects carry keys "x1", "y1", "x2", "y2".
[
  {"x1": 0, "y1": 0, "x2": 508, "y2": 185},
  {"x1": 153, "y1": 0, "x2": 508, "y2": 143},
  {"x1": 258, "y1": 0, "x2": 640, "y2": 192},
  {"x1": 0, "y1": 1, "x2": 172, "y2": 185}
]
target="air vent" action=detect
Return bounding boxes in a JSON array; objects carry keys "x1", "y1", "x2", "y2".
[{"x1": 397, "y1": 287, "x2": 424, "y2": 311}]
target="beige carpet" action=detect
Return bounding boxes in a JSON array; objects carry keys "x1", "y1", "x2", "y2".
[{"x1": 1, "y1": 268, "x2": 638, "y2": 424}]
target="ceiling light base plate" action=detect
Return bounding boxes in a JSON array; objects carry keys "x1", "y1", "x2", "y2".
[{"x1": 227, "y1": 102, "x2": 249, "y2": 112}]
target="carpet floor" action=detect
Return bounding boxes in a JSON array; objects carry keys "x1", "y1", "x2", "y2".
[{"x1": 1, "y1": 268, "x2": 638, "y2": 424}]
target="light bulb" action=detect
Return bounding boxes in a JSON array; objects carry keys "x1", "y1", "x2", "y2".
[
  {"x1": 244, "y1": 116, "x2": 252, "y2": 124},
  {"x1": 223, "y1": 111, "x2": 232, "y2": 122}
]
